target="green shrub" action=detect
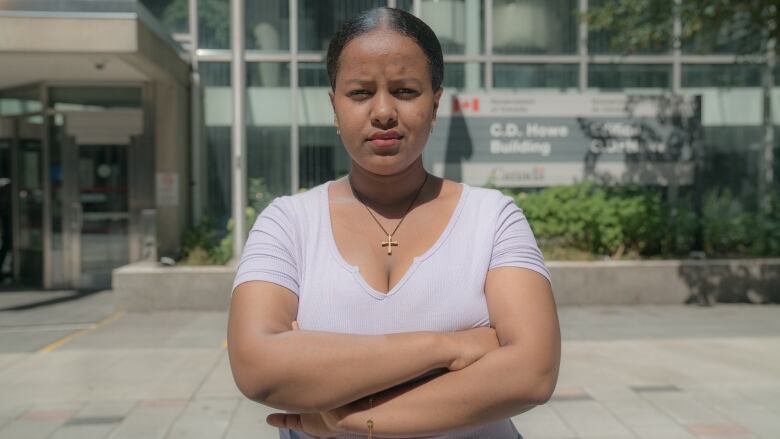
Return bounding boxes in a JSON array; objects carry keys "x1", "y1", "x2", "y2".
[
  {"x1": 701, "y1": 189, "x2": 753, "y2": 256},
  {"x1": 519, "y1": 182, "x2": 656, "y2": 257},
  {"x1": 518, "y1": 182, "x2": 699, "y2": 258},
  {"x1": 180, "y1": 177, "x2": 274, "y2": 265}
]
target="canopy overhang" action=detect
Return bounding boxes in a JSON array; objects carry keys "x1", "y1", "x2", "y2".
[{"x1": 0, "y1": 4, "x2": 189, "y2": 88}]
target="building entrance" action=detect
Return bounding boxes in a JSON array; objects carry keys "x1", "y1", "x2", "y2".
[
  {"x1": 0, "y1": 86, "x2": 147, "y2": 289},
  {"x1": 56, "y1": 110, "x2": 142, "y2": 288}
]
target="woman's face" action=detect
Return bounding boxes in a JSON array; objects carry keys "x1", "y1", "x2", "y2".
[{"x1": 329, "y1": 29, "x2": 442, "y2": 176}]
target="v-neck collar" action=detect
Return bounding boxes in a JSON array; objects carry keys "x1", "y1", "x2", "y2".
[{"x1": 323, "y1": 179, "x2": 470, "y2": 300}]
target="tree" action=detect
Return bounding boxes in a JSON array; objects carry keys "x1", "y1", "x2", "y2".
[{"x1": 585, "y1": 0, "x2": 778, "y2": 216}]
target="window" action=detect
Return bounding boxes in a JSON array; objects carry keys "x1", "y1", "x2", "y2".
[
  {"x1": 493, "y1": 0, "x2": 577, "y2": 54},
  {"x1": 421, "y1": 0, "x2": 483, "y2": 55},
  {"x1": 682, "y1": 64, "x2": 762, "y2": 88},
  {"x1": 199, "y1": 0, "x2": 230, "y2": 49},
  {"x1": 245, "y1": 0, "x2": 289, "y2": 52},
  {"x1": 298, "y1": 0, "x2": 385, "y2": 52},
  {"x1": 494, "y1": 64, "x2": 578, "y2": 89},
  {"x1": 247, "y1": 62, "x2": 292, "y2": 198},
  {"x1": 589, "y1": 64, "x2": 671, "y2": 89}
]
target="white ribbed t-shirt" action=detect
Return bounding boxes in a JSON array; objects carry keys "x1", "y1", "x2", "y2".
[{"x1": 233, "y1": 180, "x2": 550, "y2": 439}]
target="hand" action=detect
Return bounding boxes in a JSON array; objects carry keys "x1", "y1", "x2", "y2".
[
  {"x1": 447, "y1": 326, "x2": 500, "y2": 371},
  {"x1": 267, "y1": 320, "x2": 357, "y2": 438},
  {"x1": 266, "y1": 411, "x2": 343, "y2": 438}
]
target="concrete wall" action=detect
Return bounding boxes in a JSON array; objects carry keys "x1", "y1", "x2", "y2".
[
  {"x1": 548, "y1": 259, "x2": 780, "y2": 306},
  {"x1": 114, "y1": 259, "x2": 780, "y2": 312},
  {"x1": 114, "y1": 261, "x2": 234, "y2": 311},
  {"x1": 153, "y1": 79, "x2": 190, "y2": 258}
]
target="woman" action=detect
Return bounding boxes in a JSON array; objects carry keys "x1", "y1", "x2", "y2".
[{"x1": 228, "y1": 7, "x2": 560, "y2": 439}]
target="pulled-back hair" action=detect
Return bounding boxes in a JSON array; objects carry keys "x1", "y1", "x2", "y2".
[{"x1": 326, "y1": 7, "x2": 444, "y2": 91}]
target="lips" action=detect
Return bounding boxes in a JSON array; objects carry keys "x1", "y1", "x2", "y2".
[{"x1": 368, "y1": 131, "x2": 403, "y2": 148}]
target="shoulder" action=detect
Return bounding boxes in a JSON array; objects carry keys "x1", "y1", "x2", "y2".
[
  {"x1": 254, "y1": 182, "x2": 327, "y2": 227},
  {"x1": 461, "y1": 184, "x2": 519, "y2": 216}
]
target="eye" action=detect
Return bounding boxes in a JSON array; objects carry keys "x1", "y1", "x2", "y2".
[
  {"x1": 347, "y1": 89, "x2": 371, "y2": 98},
  {"x1": 394, "y1": 88, "x2": 419, "y2": 98}
]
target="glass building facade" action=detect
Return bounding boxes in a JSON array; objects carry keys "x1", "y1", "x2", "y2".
[
  {"x1": 148, "y1": 0, "x2": 778, "y2": 236},
  {"x1": 1, "y1": 0, "x2": 779, "y2": 288}
]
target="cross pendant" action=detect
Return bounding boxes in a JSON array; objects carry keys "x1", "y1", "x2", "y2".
[{"x1": 381, "y1": 234, "x2": 399, "y2": 255}]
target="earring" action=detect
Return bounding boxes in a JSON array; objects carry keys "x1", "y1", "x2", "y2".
[{"x1": 336, "y1": 127, "x2": 341, "y2": 135}]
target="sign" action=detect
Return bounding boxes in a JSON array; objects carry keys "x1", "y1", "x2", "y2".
[
  {"x1": 424, "y1": 93, "x2": 700, "y2": 187},
  {"x1": 156, "y1": 172, "x2": 179, "y2": 207}
]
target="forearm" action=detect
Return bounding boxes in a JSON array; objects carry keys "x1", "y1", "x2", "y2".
[
  {"x1": 339, "y1": 345, "x2": 557, "y2": 437},
  {"x1": 231, "y1": 329, "x2": 452, "y2": 413}
]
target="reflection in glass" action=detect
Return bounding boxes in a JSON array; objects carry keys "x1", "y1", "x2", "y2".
[
  {"x1": 682, "y1": 64, "x2": 762, "y2": 88},
  {"x1": 199, "y1": 0, "x2": 231, "y2": 49},
  {"x1": 682, "y1": 22, "x2": 761, "y2": 55},
  {"x1": 494, "y1": 64, "x2": 578, "y2": 89},
  {"x1": 589, "y1": 64, "x2": 671, "y2": 89},
  {"x1": 421, "y1": 0, "x2": 483, "y2": 55},
  {"x1": 0, "y1": 86, "x2": 42, "y2": 117},
  {"x1": 78, "y1": 144, "x2": 129, "y2": 287},
  {"x1": 298, "y1": 63, "x2": 350, "y2": 189},
  {"x1": 200, "y1": 62, "x2": 232, "y2": 230},
  {"x1": 443, "y1": 63, "x2": 483, "y2": 90},
  {"x1": 396, "y1": 0, "x2": 413, "y2": 11},
  {"x1": 300, "y1": 127, "x2": 349, "y2": 190},
  {"x1": 48, "y1": 114, "x2": 65, "y2": 287},
  {"x1": 17, "y1": 117, "x2": 44, "y2": 285},
  {"x1": 298, "y1": 0, "x2": 385, "y2": 52},
  {"x1": 493, "y1": 0, "x2": 577, "y2": 54},
  {"x1": 299, "y1": 63, "x2": 330, "y2": 88},
  {"x1": 0, "y1": 123, "x2": 13, "y2": 282},
  {"x1": 588, "y1": 0, "x2": 670, "y2": 55},
  {"x1": 247, "y1": 62, "x2": 292, "y2": 203},
  {"x1": 140, "y1": 0, "x2": 189, "y2": 34},
  {"x1": 246, "y1": 0, "x2": 289, "y2": 52},
  {"x1": 248, "y1": 62, "x2": 291, "y2": 87}
]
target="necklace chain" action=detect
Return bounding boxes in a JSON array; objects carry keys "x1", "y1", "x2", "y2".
[{"x1": 349, "y1": 172, "x2": 429, "y2": 243}]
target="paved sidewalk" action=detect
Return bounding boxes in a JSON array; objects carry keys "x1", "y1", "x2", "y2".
[{"x1": 0, "y1": 290, "x2": 778, "y2": 438}]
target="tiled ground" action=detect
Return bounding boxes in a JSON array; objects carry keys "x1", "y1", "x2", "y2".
[{"x1": 0, "y1": 290, "x2": 778, "y2": 438}]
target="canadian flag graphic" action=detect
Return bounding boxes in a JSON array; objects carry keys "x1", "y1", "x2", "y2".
[{"x1": 452, "y1": 97, "x2": 480, "y2": 113}]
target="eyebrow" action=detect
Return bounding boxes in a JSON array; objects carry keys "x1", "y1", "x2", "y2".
[{"x1": 344, "y1": 77, "x2": 424, "y2": 86}]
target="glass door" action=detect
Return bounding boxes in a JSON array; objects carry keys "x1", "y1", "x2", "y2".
[
  {"x1": 15, "y1": 117, "x2": 45, "y2": 286},
  {"x1": 60, "y1": 110, "x2": 138, "y2": 289},
  {"x1": 74, "y1": 143, "x2": 130, "y2": 288},
  {"x1": 0, "y1": 119, "x2": 13, "y2": 284}
]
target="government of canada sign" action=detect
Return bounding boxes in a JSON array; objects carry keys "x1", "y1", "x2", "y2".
[{"x1": 424, "y1": 93, "x2": 700, "y2": 187}]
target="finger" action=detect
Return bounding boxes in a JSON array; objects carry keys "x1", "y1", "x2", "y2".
[
  {"x1": 292, "y1": 321, "x2": 300, "y2": 331},
  {"x1": 266, "y1": 413, "x2": 303, "y2": 430}
]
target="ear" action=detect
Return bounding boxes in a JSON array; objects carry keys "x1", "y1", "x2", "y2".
[{"x1": 432, "y1": 87, "x2": 443, "y2": 121}]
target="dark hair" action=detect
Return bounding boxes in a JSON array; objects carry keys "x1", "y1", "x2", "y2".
[{"x1": 326, "y1": 7, "x2": 444, "y2": 91}]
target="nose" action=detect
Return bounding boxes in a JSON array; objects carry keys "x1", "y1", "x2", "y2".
[{"x1": 370, "y1": 89, "x2": 398, "y2": 128}]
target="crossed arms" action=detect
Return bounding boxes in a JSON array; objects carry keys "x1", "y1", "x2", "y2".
[{"x1": 227, "y1": 266, "x2": 560, "y2": 437}]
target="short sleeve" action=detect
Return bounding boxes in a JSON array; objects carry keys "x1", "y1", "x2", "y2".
[
  {"x1": 489, "y1": 195, "x2": 551, "y2": 283},
  {"x1": 232, "y1": 197, "x2": 300, "y2": 296}
]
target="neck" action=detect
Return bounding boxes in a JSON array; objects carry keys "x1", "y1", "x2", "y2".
[{"x1": 348, "y1": 158, "x2": 428, "y2": 209}]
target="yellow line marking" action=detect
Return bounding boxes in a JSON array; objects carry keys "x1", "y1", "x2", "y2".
[
  {"x1": 38, "y1": 311, "x2": 125, "y2": 353},
  {"x1": 221, "y1": 339, "x2": 228, "y2": 349}
]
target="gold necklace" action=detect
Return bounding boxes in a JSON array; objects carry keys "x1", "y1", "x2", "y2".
[{"x1": 349, "y1": 173, "x2": 429, "y2": 256}]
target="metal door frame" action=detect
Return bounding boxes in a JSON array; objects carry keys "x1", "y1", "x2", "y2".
[
  {"x1": 58, "y1": 110, "x2": 137, "y2": 289},
  {"x1": 0, "y1": 114, "x2": 45, "y2": 286}
]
